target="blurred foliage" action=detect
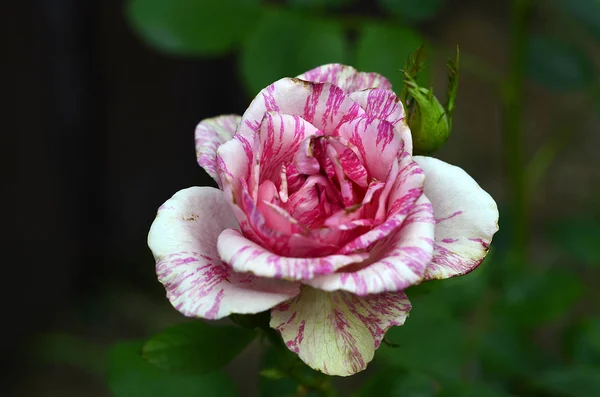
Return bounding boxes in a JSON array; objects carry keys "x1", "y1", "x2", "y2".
[
  {"x1": 109, "y1": 341, "x2": 238, "y2": 397},
  {"x1": 141, "y1": 321, "x2": 256, "y2": 374},
  {"x1": 73, "y1": 1, "x2": 600, "y2": 396}
]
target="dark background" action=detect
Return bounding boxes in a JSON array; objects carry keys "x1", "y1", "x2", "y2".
[{"x1": 6, "y1": 0, "x2": 600, "y2": 396}]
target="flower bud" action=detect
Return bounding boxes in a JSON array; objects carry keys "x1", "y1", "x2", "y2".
[{"x1": 405, "y1": 82, "x2": 450, "y2": 155}]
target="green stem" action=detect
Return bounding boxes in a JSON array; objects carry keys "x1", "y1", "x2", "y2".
[{"x1": 503, "y1": 0, "x2": 532, "y2": 268}]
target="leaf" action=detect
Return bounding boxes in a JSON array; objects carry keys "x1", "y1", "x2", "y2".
[
  {"x1": 498, "y1": 267, "x2": 584, "y2": 327},
  {"x1": 356, "y1": 23, "x2": 429, "y2": 93},
  {"x1": 108, "y1": 341, "x2": 237, "y2": 397},
  {"x1": 533, "y1": 366, "x2": 600, "y2": 397},
  {"x1": 142, "y1": 321, "x2": 256, "y2": 374},
  {"x1": 436, "y1": 383, "x2": 514, "y2": 397},
  {"x1": 240, "y1": 9, "x2": 348, "y2": 95},
  {"x1": 356, "y1": 369, "x2": 437, "y2": 397},
  {"x1": 378, "y1": 291, "x2": 466, "y2": 380},
  {"x1": 34, "y1": 333, "x2": 106, "y2": 376},
  {"x1": 126, "y1": 0, "x2": 262, "y2": 56},
  {"x1": 378, "y1": 0, "x2": 446, "y2": 21},
  {"x1": 526, "y1": 35, "x2": 594, "y2": 91}
]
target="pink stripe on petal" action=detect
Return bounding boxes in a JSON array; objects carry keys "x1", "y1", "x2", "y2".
[
  {"x1": 306, "y1": 195, "x2": 435, "y2": 295},
  {"x1": 237, "y1": 78, "x2": 365, "y2": 138},
  {"x1": 413, "y1": 156, "x2": 499, "y2": 280},
  {"x1": 297, "y1": 64, "x2": 392, "y2": 93},
  {"x1": 270, "y1": 287, "x2": 410, "y2": 376},
  {"x1": 338, "y1": 116, "x2": 403, "y2": 181},
  {"x1": 148, "y1": 187, "x2": 299, "y2": 319},
  {"x1": 349, "y1": 89, "x2": 413, "y2": 155},
  {"x1": 218, "y1": 229, "x2": 369, "y2": 281},
  {"x1": 195, "y1": 115, "x2": 241, "y2": 186}
]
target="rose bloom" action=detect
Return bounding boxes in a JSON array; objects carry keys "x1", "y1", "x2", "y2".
[{"x1": 148, "y1": 64, "x2": 499, "y2": 376}]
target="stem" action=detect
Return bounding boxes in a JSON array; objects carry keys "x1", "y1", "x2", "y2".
[{"x1": 503, "y1": 0, "x2": 532, "y2": 268}]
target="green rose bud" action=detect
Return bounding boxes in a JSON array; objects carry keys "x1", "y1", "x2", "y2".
[
  {"x1": 401, "y1": 46, "x2": 460, "y2": 155},
  {"x1": 405, "y1": 82, "x2": 450, "y2": 155}
]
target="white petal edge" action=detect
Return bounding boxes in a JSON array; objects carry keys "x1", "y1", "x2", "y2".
[
  {"x1": 148, "y1": 187, "x2": 300, "y2": 319},
  {"x1": 195, "y1": 115, "x2": 241, "y2": 186},
  {"x1": 413, "y1": 156, "x2": 499, "y2": 279}
]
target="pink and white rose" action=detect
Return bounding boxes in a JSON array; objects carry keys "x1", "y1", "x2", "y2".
[{"x1": 148, "y1": 64, "x2": 499, "y2": 376}]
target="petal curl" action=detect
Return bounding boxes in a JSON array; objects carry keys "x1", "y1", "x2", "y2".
[
  {"x1": 306, "y1": 195, "x2": 435, "y2": 295},
  {"x1": 413, "y1": 156, "x2": 499, "y2": 279},
  {"x1": 218, "y1": 228, "x2": 369, "y2": 281},
  {"x1": 237, "y1": 78, "x2": 365, "y2": 137},
  {"x1": 297, "y1": 64, "x2": 393, "y2": 93},
  {"x1": 270, "y1": 287, "x2": 411, "y2": 376},
  {"x1": 195, "y1": 115, "x2": 240, "y2": 186},
  {"x1": 148, "y1": 187, "x2": 300, "y2": 319},
  {"x1": 338, "y1": 116, "x2": 403, "y2": 181},
  {"x1": 349, "y1": 88, "x2": 413, "y2": 155}
]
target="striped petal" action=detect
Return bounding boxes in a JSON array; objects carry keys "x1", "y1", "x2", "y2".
[
  {"x1": 218, "y1": 228, "x2": 369, "y2": 281},
  {"x1": 148, "y1": 187, "x2": 300, "y2": 319},
  {"x1": 349, "y1": 88, "x2": 413, "y2": 155},
  {"x1": 305, "y1": 195, "x2": 435, "y2": 295},
  {"x1": 297, "y1": 64, "x2": 393, "y2": 93},
  {"x1": 338, "y1": 116, "x2": 403, "y2": 181},
  {"x1": 237, "y1": 78, "x2": 365, "y2": 137},
  {"x1": 413, "y1": 156, "x2": 499, "y2": 279},
  {"x1": 195, "y1": 115, "x2": 240, "y2": 186},
  {"x1": 271, "y1": 287, "x2": 411, "y2": 376}
]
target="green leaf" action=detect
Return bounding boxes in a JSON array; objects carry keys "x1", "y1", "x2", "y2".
[
  {"x1": 378, "y1": 292, "x2": 465, "y2": 380},
  {"x1": 126, "y1": 0, "x2": 262, "y2": 56},
  {"x1": 240, "y1": 9, "x2": 348, "y2": 95},
  {"x1": 526, "y1": 35, "x2": 594, "y2": 91},
  {"x1": 34, "y1": 333, "x2": 106, "y2": 376},
  {"x1": 356, "y1": 369, "x2": 437, "y2": 397},
  {"x1": 142, "y1": 321, "x2": 256, "y2": 374},
  {"x1": 533, "y1": 366, "x2": 600, "y2": 397},
  {"x1": 356, "y1": 23, "x2": 429, "y2": 93},
  {"x1": 108, "y1": 341, "x2": 237, "y2": 397},
  {"x1": 550, "y1": 218, "x2": 600, "y2": 267},
  {"x1": 436, "y1": 382, "x2": 514, "y2": 397},
  {"x1": 499, "y1": 267, "x2": 584, "y2": 327},
  {"x1": 378, "y1": 0, "x2": 446, "y2": 21}
]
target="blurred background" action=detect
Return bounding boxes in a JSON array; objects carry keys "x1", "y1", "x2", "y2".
[{"x1": 6, "y1": 0, "x2": 600, "y2": 396}]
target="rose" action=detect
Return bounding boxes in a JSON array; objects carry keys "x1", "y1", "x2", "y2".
[{"x1": 148, "y1": 64, "x2": 499, "y2": 376}]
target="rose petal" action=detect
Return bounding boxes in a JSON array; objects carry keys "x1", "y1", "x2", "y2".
[
  {"x1": 413, "y1": 156, "x2": 499, "y2": 279},
  {"x1": 237, "y1": 78, "x2": 365, "y2": 137},
  {"x1": 257, "y1": 112, "x2": 321, "y2": 182},
  {"x1": 218, "y1": 228, "x2": 369, "y2": 281},
  {"x1": 305, "y1": 195, "x2": 435, "y2": 295},
  {"x1": 195, "y1": 115, "x2": 241, "y2": 186},
  {"x1": 338, "y1": 116, "x2": 403, "y2": 181},
  {"x1": 297, "y1": 64, "x2": 393, "y2": 93},
  {"x1": 339, "y1": 154, "x2": 424, "y2": 254},
  {"x1": 349, "y1": 88, "x2": 413, "y2": 155},
  {"x1": 148, "y1": 187, "x2": 300, "y2": 319},
  {"x1": 270, "y1": 287, "x2": 411, "y2": 376}
]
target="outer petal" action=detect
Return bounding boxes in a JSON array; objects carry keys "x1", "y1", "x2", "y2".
[
  {"x1": 305, "y1": 195, "x2": 435, "y2": 295},
  {"x1": 413, "y1": 156, "x2": 499, "y2": 279},
  {"x1": 297, "y1": 64, "x2": 393, "y2": 93},
  {"x1": 148, "y1": 187, "x2": 300, "y2": 319},
  {"x1": 218, "y1": 228, "x2": 369, "y2": 281},
  {"x1": 271, "y1": 287, "x2": 411, "y2": 376},
  {"x1": 349, "y1": 88, "x2": 413, "y2": 155},
  {"x1": 195, "y1": 115, "x2": 241, "y2": 185},
  {"x1": 237, "y1": 78, "x2": 365, "y2": 137}
]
